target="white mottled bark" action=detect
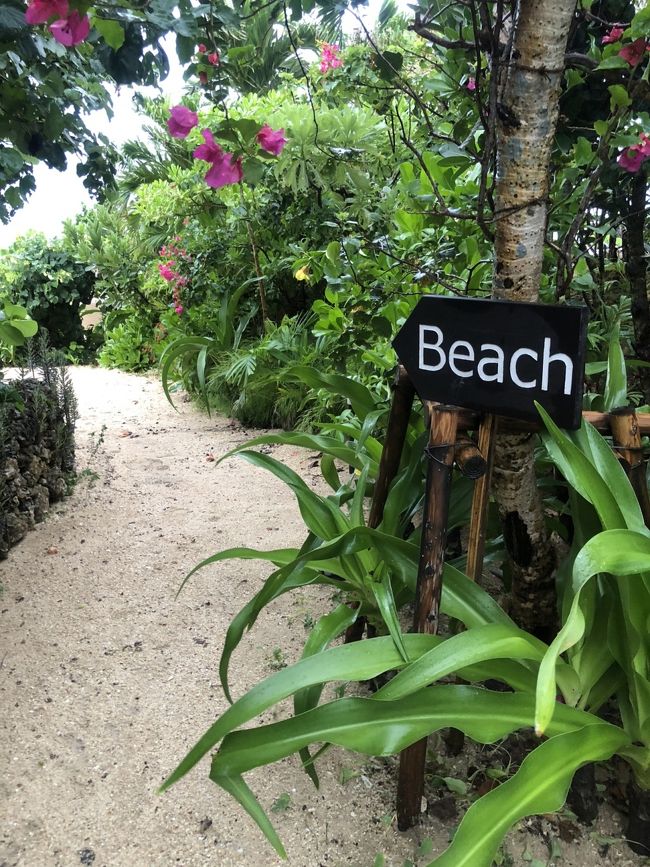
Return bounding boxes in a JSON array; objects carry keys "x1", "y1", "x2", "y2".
[{"x1": 492, "y1": 0, "x2": 577, "y2": 638}]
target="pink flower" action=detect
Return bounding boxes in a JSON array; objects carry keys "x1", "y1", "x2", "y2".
[
  {"x1": 319, "y1": 43, "x2": 342, "y2": 74},
  {"x1": 602, "y1": 25, "x2": 625, "y2": 44},
  {"x1": 174, "y1": 305, "x2": 184, "y2": 316},
  {"x1": 198, "y1": 43, "x2": 207, "y2": 53},
  {"x1": 193, "y1": 129, "x2": 222, "y2": 163},
  {"x1": 198, "y1": 71, "x2": 208, "y2": 85},
  {"x1": 256, "y1": 124, "x2": 287, "y2": 156},
  {"x1": 617, "y1": 133, "x2": 650, "y2": 173},
  {"x1": 193, "y1": 129, "x2": 242, "y2": 188},
  {"x1": 619, "y1": 37, "x2": 649, "y2": 66},
  {"x1": 168, "y1": 105, "x2": 199, "y2": 139},
  {"x1": 205, "y1": 153, "x2": 242, "y2": 188},
  {"x1": 208, "y1": 51, "x2": 219, "y2": 66},
  {"x1": 466, "y1": 76, "x2": 476, "y2": 91},
  {"x1": 159, "y1": 263, "x2": 176, "y2": 281},
  {"x1": 25, "y1": 0, "x2": 68, "y2": 24},
  {"x1": 49, "y1": 10, "x2": 90, "y2": 46}
]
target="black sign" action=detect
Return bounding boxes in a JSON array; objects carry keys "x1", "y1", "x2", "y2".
[{"x1": 393, "y1": 296, "x2": 588, "y2": 429}]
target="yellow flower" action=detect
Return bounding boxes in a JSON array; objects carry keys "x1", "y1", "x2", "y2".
[{"x1": 294, "y1": 266, "x2": 310, "y2": 281}]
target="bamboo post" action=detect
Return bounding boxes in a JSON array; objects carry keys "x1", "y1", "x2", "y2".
[
  {"x1": 610, "y1": 407, "x2": 650, "y2": 529},
  {"x1": 466, "y1": 415, "x2": 498, "y2": 583},
  {"x1": 396, "y1": 402, "x2": 458, "y2": 831}
]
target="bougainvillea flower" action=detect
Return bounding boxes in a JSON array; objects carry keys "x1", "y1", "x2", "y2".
[
  {"x1": 208, "y1": 51, "x2": 219, "y2": 66},
  {"x1": 319, "y1": 43, "x2": 342, "y2": 74},
  {"x1": 466, "y1": 76, "x2": 476, "y2": 91},
  {"x1": 159, "y1": 263, "x2": 176, "y2": 281},
  {"x1": 617, "y1": 133, "x2": 650, "y2": 173},
  {"x1": 617, "y1": 146, "x2": 645, "y2": 173},
  {"x1": 167, "y1": 105, "x2": 199, "y2": 139},
  {"x1": 25, "y1": 0, "x2": 68, "y2": 24},
  {"x1": 602, "y1": 25, "x2": 625, "y2": 44},
  {"x1": 193, "y1": 129, "x2": 242, "y2": 188},
  {"x1": 197, "y1": 43, "x2": 207, "y2": 53},
  {"x1": 49, "y1": 10, "x2": 90, "y2": 46},
  {"x1": 193, "y1": 129, "x2": 222, "y2": 163},
  {"x1": 204, "y1": 153, "x2": 243, "y2": 188},
  {"x1": 619, "y1": 37, "x2": 649, "y2": 66},
  {"x1": 256, "y1": 124, "x2": 287, "y2": 156}
]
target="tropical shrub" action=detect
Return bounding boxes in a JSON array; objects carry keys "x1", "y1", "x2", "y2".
[{"x1": 159, "y1": 412, "x2": 650, "y2": 864}]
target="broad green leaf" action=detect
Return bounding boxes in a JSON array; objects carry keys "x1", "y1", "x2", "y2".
[
  {"x1": 217, "y1": 432, "x2": 378, "y2": 476},
  {"x1": 603, "y1": 325, "x2": 627, "y2": 410},
  {"x1": 92, "y1": 16, "x2": 125, "y2": 50},
  {"x1": 233, "y1": 451, "x2": 349, "y2": 539},
  {"x1": 294, "y1": 603, "x2": 358, "y2": 785},
  {"x1": 431, "y1": 724, "x2": 628, "y2": 867},
  {"x1": 535, "y1": 530, "x2": 650, "y2": 735},
  {"x1": 288, "y1": 366, "x2": 377, "y2": 420},
  {"x1": 161, "y1": 635, "x2": 440, "y2": 791},
  {"x1": 211, "y1": 688, "x2": 607, "y2": 778},
  {"x1": 537, "y1": 406, "x2": 625, "y2": 530},
  {"x1": 175, "y1": 546, "x2": 299, "y2": 598}
]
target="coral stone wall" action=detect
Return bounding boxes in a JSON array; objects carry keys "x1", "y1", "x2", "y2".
[{"x1": 1, "y1": 374, "x2": 76, "y2": 558}]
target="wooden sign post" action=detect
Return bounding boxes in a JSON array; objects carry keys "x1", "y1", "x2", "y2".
[{"x1": 390, "y1": 295, "x2": 589, "y2": 829}]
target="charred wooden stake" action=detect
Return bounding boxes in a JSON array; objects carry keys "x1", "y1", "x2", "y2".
[
  {"x1": 396, "y1": 403, "x2": 458, "y2": 831},
  {"x1": 610, "y1": 407, "x2": 650, "y2": 529}
]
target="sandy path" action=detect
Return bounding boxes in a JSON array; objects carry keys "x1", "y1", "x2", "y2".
[
  {"x1": 0, "y1": 367, "x2": 429, "y2": 867},
  {"x1": 0, "y1": 368, "x2": 643, "y2": 867}
]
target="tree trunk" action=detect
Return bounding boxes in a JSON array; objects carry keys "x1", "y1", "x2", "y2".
[
  {"x1": 491, "y1": 0, "x2": 577, "y2": 640},
  {"x1": 623, "y1": 173, "x2": 650, "y2": 403}
]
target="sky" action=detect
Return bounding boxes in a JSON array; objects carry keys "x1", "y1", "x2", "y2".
[{"x1": 0, "y1": 6, "x2": 385, "y2": 249}]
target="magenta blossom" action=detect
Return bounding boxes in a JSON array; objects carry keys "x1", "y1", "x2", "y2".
[
  {"x1": 619, "y1": 37, "x2": 649, "y2": 66},
  {"x1": 168, "y1": 105, "x2": 199, "y2": 139},
  {"x1": 617, "y1": 133, "x2": 650, "y2": 173},
  {"x1": 193, "y1": 129, "x2": 222, "y2": 163},
  {"x1": 205, "y1": 153, "x2": 243, "y2": 188},
  {"x1": 159, "y1": 263, "x2": 175, "y2": 281},
  {"x1": 466, "y1": 76, "x2": 476, "y2": 91},
  {"x1": 174, "y1": 304, "x2": 184, "y2": 316},
  {"x1": 208, "y1": 51, "x2": 219, "y2": 66},
  {"x1": 25, "y1": 0, "x2": 68, "y2": 24},
  {"x1": 602, "y1": 25, "x2": 625, "y2": 44},
  {"x1": 320, "y1": 42, "x2": 342, "y2": 74},
  {"x1": 256, "y1": 124, "x2": 287, "y2": 156},
  {"x1": 193, "y1": 129, "x2": 242, "y2": 189},
  {"x1": 49, "y1": 10, "x2": 90, "y2": 45}
]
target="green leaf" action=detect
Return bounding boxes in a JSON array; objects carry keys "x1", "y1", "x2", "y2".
[
  {"x1": 535, "y1": 529, "x2": 650, "y2": 735},
  {"x1": 92, "y1": 17, "x2": 126, "y2": 50},
  {"x1": 431, "y1": 725, "x2": 628, "y2": 866},
  {"x1": 294, "y1": 603, "x2": 358, "y2": 785},
  {"x1": 232, "y1": 451, "x2": 349, "y2": 539},
  {"x1": 609, "y1": 84, "x2": 632, "y2": 110},
  {"x1": 217, "y1": 431, "x2": 378, "y2": 477},
  {"x1": 537, "y1": 406, "x2": 626, "y2": 531},
  {"x1": 603, "y1": 324, "x2": 627, "y2": 410},
  {"x1": 211, "y1": 687, "x2": 607, "y2": 778}
]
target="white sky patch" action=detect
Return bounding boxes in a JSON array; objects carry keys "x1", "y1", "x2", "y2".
[{"x1": 0, "y1": 4, "x2": 389, "y2": 247}]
